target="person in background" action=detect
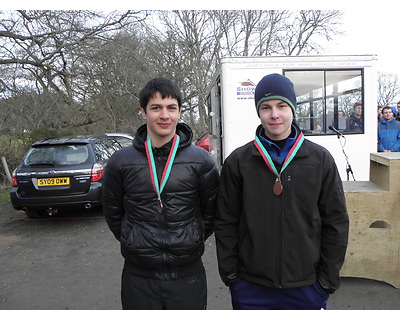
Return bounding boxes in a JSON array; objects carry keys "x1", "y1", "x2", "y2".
[
  {"x1": 396, "y1": 101, "x2": 400, "y2": 122},
  {"x1": 347, "y1": 102, "x2": 363, "y2": 132},
  {"x1": 333, "y1": 110, "x2": 347, "y2": 130},
  {"x1": 103, "y1": 77, "x2": 219, "y2": 309},
  {"x1": 215, "y1": 73, "x2": 349, "y2": 310},
  {"x1": 378, "y1": 106, "x2": 400, "y2": 152},
  {"x1": 378, "y1": 106, "x2": 383, "y2": 122}
]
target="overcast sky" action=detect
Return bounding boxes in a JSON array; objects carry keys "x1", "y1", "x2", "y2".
[{"x1": 325, "y1": 7, "x2": 400, "y2": 77}]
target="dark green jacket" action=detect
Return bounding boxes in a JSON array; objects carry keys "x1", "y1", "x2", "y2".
[{"x1": 215, "y1": 129, "x2": 349, "y2": 293}]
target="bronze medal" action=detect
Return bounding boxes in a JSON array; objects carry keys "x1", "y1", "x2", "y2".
[
  {"x1": 273, "y1": 180, "x2": 283, "y2": 196},
  {"x1": 254, "y1": 133, "x2": 304, "y2": 198}
]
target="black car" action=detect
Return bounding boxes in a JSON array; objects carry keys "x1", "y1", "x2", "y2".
[{"x1": 10, "y1": 133, "x2": 133, "y2": 218}]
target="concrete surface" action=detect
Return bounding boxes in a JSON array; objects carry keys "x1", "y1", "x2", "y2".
[{"x1": 1, "y1": 202, "x2": 400, "y2": 311}]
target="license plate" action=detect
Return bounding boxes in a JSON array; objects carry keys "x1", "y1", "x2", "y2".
[{"x1": 38, "y1": 177, "x2": 70, "y2": 186}]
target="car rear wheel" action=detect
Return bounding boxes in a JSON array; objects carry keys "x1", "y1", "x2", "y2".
[{"x1": 25, "y1": 209, "x2": 47, "y2": 219}]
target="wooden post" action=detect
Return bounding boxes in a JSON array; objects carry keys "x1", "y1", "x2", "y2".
[{"x1": 1, "y1": 156, "x2": 12, "y2": 184}]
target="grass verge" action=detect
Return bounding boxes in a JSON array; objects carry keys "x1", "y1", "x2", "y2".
[{"x1": 0, "y1": 187, "x2": 10, "y2": 204}]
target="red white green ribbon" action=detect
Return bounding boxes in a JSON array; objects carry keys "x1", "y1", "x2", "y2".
[
  {"x1": 145, "y1": 134, "x2": 180, "y2": 202},
  {"x1": 254, "y1": 132, "x2": 304, "y2": 183}
]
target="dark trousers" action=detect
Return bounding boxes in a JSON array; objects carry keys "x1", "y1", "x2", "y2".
[
  {"x1": 230, "y1": 278, "x2": 329, "y2": 310},
  {"x1": 121, "y1": 268, "x2": 207, "y2": 310}
]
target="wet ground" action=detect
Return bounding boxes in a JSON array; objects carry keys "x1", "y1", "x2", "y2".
[{"x1": 1, "y1": 202, "x2": 400, "y2": 310}]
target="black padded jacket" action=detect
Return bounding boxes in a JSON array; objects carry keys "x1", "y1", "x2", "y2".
[{"x1": 103, "y1": 123, "x2": 219, "y2": 279}]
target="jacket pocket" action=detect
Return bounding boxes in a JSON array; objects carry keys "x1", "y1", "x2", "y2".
[{"x1": 313, "y1": 282, "x2": 330, "y2": 299}]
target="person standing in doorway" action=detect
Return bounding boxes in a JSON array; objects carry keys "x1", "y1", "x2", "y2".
[
  {"x1": 215, "y1": 73, "x2": 349, "y2": 310},
  {"x1": 103, "y1": 77, "x2": 219, "y2": 309}
]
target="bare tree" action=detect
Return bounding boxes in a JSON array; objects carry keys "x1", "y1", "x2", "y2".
[
  {"x1": 81, "y1": 29, "x2": 158, "y2": 133},
  {"x1": 0, "y1": 10, "x2": 149, "y2": 175},
  {"x1": 0, "y1": 10, "x2": 344, "y2": 138},
  {"x1": 0, "y1": 10, "x2": 345, "y2": 173},
  {"x1": 143, "y1": 11, "x2": 222, "y2": 136},
  {"x1": 146, "y1": 10, "x2": 343, "y2": 135},
  {"x1": 0, "y1": 10, "x2": 149, "y2": 139},
  {"x1": 377, "y1": 72, "x2": 400, "y2": 107},
  {"x1": 283, "y1": 11, "x2": 343, "y2": 55},
  {"x1": 0, "y1": 10, "x2": 147, "y2": 100}
]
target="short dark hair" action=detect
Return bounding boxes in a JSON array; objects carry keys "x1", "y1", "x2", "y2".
[
  {"x1": 382, "y1": 106, "x2": 393, "y2": 113},
  {"x1": 139, "y1": 78, "x2": 182, "y2": 111}
]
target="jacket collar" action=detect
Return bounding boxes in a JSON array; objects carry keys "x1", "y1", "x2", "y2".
[
  {"x1": 252, "y1": 123, "x2": 309, "y2": 161},
  {"x1": 133, "y1": 122, "x2": 193, "y2": 151},
  {"x1": 380, "y1": 118, "x2": 395, "y2": 125}
]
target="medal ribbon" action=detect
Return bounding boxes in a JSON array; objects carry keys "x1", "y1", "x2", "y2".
[
  {"x1": 145, "y1": 134, "x2": 180, "y2": 202},
  {"x1": 254, "y1": 131, "x2": 304, "y2": 184}
]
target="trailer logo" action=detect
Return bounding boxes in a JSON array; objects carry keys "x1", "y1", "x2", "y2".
[{"x1": 237, "y1": 80, "x2": 256, "y2": 100}]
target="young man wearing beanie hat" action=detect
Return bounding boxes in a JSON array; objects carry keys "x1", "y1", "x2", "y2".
[{"x1": 215, "y1": 73, "x2": 349, "y2": 310}]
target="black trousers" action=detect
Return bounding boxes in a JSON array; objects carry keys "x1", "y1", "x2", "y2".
[{"x1": 121, "y1": 268, "x2": 207, "y2": 310}]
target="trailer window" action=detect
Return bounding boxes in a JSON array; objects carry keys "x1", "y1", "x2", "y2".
[{"x1": 284, "y1": 70, "x2": 363, "y2": 135}]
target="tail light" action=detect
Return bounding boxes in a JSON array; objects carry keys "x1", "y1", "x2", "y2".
[
  {"x1": 12, "y1": 169, "x2": 18, "y2": 187},
  {"x1": 91, "y1": 163, "x2": 105, "y2": 182},
  {"x1": 195, "y1": 134, "x2": 212, "y2": 152}
]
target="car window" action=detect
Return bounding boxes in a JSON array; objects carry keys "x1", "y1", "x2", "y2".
[
  {"x1": 93, "y1": 139, "x2": 123, "y2": 162},
  {"x1": 113, "y1": 137, "x2": 133, "y2": 147},
  {"x1": 23, "y1": 145, "x2": 89, "y2": 166}
]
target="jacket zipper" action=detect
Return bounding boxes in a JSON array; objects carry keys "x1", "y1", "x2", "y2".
[
  {"x1": 278, "y1": 173, "x2": 292, "y2": 288},
  {"x1": 155, "y1": 148, "x2": 169, "y2": 278},
  {"x1": 278, "y1": 195, "x2": 283, "y2": 288},
  {"x1": 277, "y1": 175, "x2": 283, "y2": 288}
]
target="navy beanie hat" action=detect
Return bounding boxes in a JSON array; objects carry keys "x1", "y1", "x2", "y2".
[{"x1": 254, "y1": 73, "x2": 297, "y2": 115}]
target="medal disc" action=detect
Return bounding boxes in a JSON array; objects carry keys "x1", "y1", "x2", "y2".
[{"x1": 273, "y1": 181, "x2": 283, "y2": 196}]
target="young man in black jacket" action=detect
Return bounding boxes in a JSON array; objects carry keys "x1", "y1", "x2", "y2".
[
  {"x1": 103, "y1": 78, "x2": 219, "y2": 309},
  {"x1": 215, "y1": 73, "x2": 349, "y2": 310}
]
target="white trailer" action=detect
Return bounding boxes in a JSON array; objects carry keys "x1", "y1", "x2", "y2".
[{"x1": 206, "y1": 55, "x2": 378, "y2": 181}]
